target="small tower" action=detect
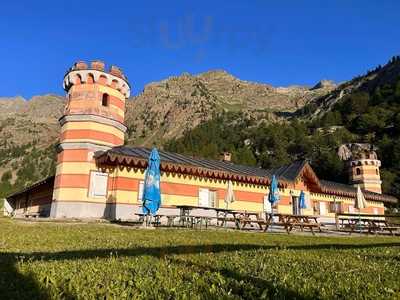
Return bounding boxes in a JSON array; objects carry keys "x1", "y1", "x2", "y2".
[
  {"x1": 338, "y1": 143, "x2": 382, "y2": 194},
  {"x1": 51, "y1": 60, "x2": 130, "y2": 218}
]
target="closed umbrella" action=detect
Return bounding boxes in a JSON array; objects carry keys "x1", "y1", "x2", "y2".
[
  {"x1": 299, "y1": 190, "x2": 307, "y2": 214},
  {"x1": 224, "y1": 180, "x2": 235, "y2": 209},
  {"x1": 355, "y1": 185, "x2": 367, "y2": 233},
  {"x1": 268, "y1": 175, "x2": 280, "y2": 207},
  {"x1": 267, "y1": 175, "x2": 280, "y2": 229},
  {"x1": 355, "y1": 185, "x2": 367, "y2": 210},
  {"x1": 142, "y1": 148, "x2": 162, "y2": 226}
]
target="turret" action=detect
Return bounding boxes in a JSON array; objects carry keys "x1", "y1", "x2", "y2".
[
  {"x1": 61, "y1": 60, "x2": 130, "y2": 149},
  {"x1": 338, "y1": 143, "x2": 382, "y2": 194},
  {"x1": 51, "y1": 60, "x2": 130, "y2": 218}
]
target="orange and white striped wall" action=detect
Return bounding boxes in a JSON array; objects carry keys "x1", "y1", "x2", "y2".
[{"x1": 51, "y1": 160, "x2": 385, "y2": 220}]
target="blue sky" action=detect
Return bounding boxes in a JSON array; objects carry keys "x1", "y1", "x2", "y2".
[{"x1": 0, "y1": 0, "x2": 399, "y2": 98}]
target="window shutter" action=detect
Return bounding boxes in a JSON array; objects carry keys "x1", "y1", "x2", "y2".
[
  {"x1": 138, "y1": 181, "x2": 144, "y2": 203},
  {"x1": 198, "y1": 188, "x2": 209, "y2": 207},
  {"x1": 319, "y1": 202, "x2": 327, "y2": 215},
  {"x1": 209, "y1": 190, "x2": 217, "y2": 207},
  {"x1": 89, "y1": 171, "x2": 108, "y2": 198},
  {"x1": 263, "y1": 195, "x2": 272, "y2": 213}
]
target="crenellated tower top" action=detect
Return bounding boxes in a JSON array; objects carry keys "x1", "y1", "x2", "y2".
[
  {"x1": 63, "y1": 60, "x2": 130, "y2": 98},
  {"x1": 59, "y1": 60, "x2": 130, "y2": 153},
  {"x1": 338, "y1": 143, "x2": 382, "y2": 194}
]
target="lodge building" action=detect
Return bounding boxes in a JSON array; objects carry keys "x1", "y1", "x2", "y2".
[{"x1": 4, "y1": 61, "x2": 397, "y2": 220}]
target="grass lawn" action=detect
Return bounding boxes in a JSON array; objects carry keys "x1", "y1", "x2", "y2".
[{"x1": 0, "y1": 217, "x2": 399, "y2": 300}]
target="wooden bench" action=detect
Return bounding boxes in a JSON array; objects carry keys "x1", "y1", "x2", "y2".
[
  {"x1": 24, "y1": 212, "x2": 40, "y2": 218},
  {"x1": 288, "y1": 221, "x2": 321, "y2": 235},
  {"x1": 263, "y1": 214, "x2": 322, "y2": 235},
  {"x1": 239, "y1": 214, "x2": 270, "y2": 230},
  {"x1": 135, "y1": 214, "x2": 180, "y2": 227},
  {"x1": 336, "y1": 213, "x2": 400, "y2": 235}
]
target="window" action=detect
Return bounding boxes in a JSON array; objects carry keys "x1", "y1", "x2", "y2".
[
  {"x1": 102, "y1": 93, "x2": 109, "y2": 107},
  {"x1": 319, "y1": 202, "x2": 327, "y2": 215},
  {"x1": 89, "y1": 171, "x2": 108, "y2": 198},
  {"x1": 376, "y1": 169, "x2": 379, "y2": 175},
  {"x1": 137, "y1": 181, "x2": 144, "y2": 203},
  {"x1": 348, "y1": 205, "x2": 355, "y2": 213},
  {"x1": 263, "y1": 195, "x2": 272, "y2": 213},
  {"x1": 356, "y1": 168, "x2": 361, "y2": 175},
  {"x1": 87, "y1": 73, "x2": 95, "y2": 84},
  {"x1": 198, "y1": 188, "x2": 217, "y2": 207},
  {"x1": 329, "y1": 202, "x2": 341, "y2": 213},
  {"x1": 209, "y1": 190, "x2": 217, "y2": 207}
]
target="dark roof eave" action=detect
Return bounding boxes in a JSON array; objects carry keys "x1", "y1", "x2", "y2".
[
  {"x1": 6, "y1": 176, "x2": 55, "y2": 200},
  {"x1": 96, "y1": 150, "x2": 289, "y2": 186},
  {"x1": 97, "y1": 146, "x2": 398, "y2": 204},
  {"x1": 320, "y1": 180, "x2": 398, "y2": 204}
]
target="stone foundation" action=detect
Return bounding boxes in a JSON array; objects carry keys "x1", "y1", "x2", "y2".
[{"x1": 49, "y1": 201, "x2": 182, "y2": 221}]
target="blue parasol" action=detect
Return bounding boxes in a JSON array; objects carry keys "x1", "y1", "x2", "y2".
[
  {"x1": 142, "y1": 148, "x2": 161, "y2": 216},
  {"x1": 266, "y1": 175, "x2": 280, "y2": 231},
  {"x1": 268, "y1": 175, "x2": 280, "y2": 206},
  {"x1": 299, "y1": 190, "x2": 307, "y2": 210}
]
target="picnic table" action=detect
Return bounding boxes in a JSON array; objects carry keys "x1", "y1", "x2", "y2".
[
  {"x1": 263, "y1": 214, "x2": 322, "y2": 235},
  {"x1": 230, "y1": 211, "x2": 267, "y2": 230},
  {"x1": 215, "y1": 208, "x2": 243, "y2": 228},
  {"x1": 175, "y1": 205, "x2": 216, "y2": 229},
  {"x1": 336, "y1": 213, "x2": 400, "y2": 235},
  {"x1": 175, "y1": 206, "x2": 255, "y2": 229},
  {"x1": 135, "y1": 213, "x2": 179, "y2": 227}
]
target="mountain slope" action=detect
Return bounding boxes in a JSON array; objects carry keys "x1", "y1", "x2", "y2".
[
  {"x1": 298, "y1": 56, "x2": 400, "y2": 118},
  {"x1": 125, "y1": 70, "x2": 334, "y2": 145}
]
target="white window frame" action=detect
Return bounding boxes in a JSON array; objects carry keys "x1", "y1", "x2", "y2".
[
  {"x1": 319, "y1": 202, "x2": 327, "y2": 215},
  {"x1": 89, "y1": 171, "x2": 108, "y2": 198},
  {"x1": 138, "y1": 180, "x2": 144, "y2": 203},
  {"x1": 263, "y1": 195, "x2": 272, "y2": 213},
  {"x1": 198, "y1": 188, "x2": 217, "y2": 208},
  {"x1": 209, "y1": 190, "x2": 217, "y2": 208}
]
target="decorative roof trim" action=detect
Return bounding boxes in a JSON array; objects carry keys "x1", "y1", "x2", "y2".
[
  {"x1": 96, "y1": 147, "x2": 397, "y2": 204},
  {"x1": 320, "y1": 181, "x2": 397, "y2": 203},
  {"x1": 96, "y1": 152, "x2": 290, "y2": 187}
]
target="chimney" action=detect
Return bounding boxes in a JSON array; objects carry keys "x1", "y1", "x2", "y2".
[{"x1": 221, "y1": 152, "x2": 232, "y2": 162}]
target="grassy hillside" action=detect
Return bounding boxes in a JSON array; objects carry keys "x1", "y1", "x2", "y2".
[{"x1": 0, "y1": 218, "x2": 399, "y2": 299}]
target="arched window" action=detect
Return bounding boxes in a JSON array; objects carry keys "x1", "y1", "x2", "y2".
[
  {"x1": 356, "y1": 168, "x2": 361, "y2": 175},
  {"x1": 111, "y1": 79, "x2": 118, "y2": 88},
  {"x1": 102, "y1": 93, "x2": 109, "y2": 107},
  {"x1": 87, "y1": 73, "x2": 95, "y2": 84},
  {"x1": 75, "y1": 74, "x2": 82, "y2": 85},
  {"x1": 99, "y1": 75, "x2": 107, "y2": 85}
]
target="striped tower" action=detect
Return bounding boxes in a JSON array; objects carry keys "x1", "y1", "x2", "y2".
[
  {"x1": 349, "y1": 155, "x2": 382, "y2": 194},
  {"x1": 50, "y1": 60, "x2": 130, "y2": 218},
  {"x1": 339, "y1": 143, "x2": 382, "y2": 194}
]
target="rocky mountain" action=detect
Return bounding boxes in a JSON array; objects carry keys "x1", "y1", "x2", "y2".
[
  {"x1": 0, "y1": 95, "x2": 63, "y2": 149},
  {"x1": 299, "y1": 56, "x2": 400, "y2": 118},
  {"x1": 125, "y1": 70, "x2": 334, "y2": 145}
]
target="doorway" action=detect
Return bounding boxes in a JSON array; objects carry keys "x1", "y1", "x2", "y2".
[{"x1": 292, "y1": 196, "x2": 300, "y2": 215}]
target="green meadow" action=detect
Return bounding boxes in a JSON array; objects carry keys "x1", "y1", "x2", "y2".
[{"x1": 0, "y1": 217, "x2": 399, "y2": 300}]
